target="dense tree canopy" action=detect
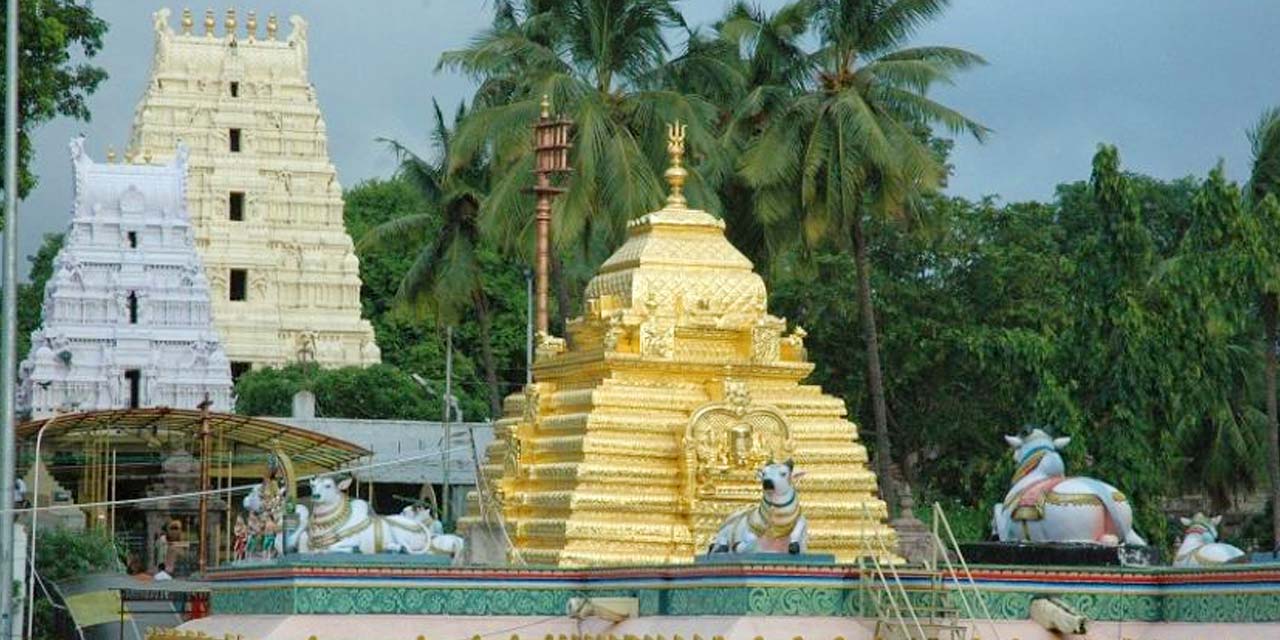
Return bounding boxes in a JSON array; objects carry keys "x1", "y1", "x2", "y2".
[
  {"x1": 17, "y1": 232, "x2": 62, "y2": 361},
  {"x1": 0, "y1": 0, "x2": 108, "y2": 213},
  {"x1": 22, "y1": 0, "x2": 1258, "y2": 552}
]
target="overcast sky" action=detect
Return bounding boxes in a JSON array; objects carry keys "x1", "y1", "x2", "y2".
[{"x1": 10, "y1": 1, "x2": 1280, "y2": 278}]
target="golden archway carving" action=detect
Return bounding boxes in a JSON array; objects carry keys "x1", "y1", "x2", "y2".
[{"x1": 683, "y1": 379, "x2": 794, "y2": 550}]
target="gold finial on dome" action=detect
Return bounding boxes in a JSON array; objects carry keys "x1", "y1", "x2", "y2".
[
  {"x1": 266, "y1": 13, "x2": 278, "y2": 40},
  {"x1": 225, "y1": 8, "x2": 237, "y2": 36},
  {"x1": 181, "y1": 8, "x2": 194, "y2": 35},
  {"x1": 203, "y1": 9, "x2": 215, "y2": 36},
  {"x1": 246, "y1": 11, "x2": 258, "y2": 39},
  {"x1": 664, "y1": 121, "x2": 688, "y2": 208}
]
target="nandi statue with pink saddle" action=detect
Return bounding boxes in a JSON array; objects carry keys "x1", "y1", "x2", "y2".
[
  {"x1": 993, "y1": 428, "x2": 1146, "y2": 547},
  {"x1": 1174, "y1": 513, "x2": 1245, "y2": 567},
  {"x1": 709, "y1": 460, "x2": 809, "y2": 555},
  {"x1": 288, "y1": 476, "x2": 465, "y2": 559}
]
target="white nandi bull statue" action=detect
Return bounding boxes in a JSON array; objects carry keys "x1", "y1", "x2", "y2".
[
  {"x1": 290, "y1": 476, "x2": 465, "y2": 559},
  {"x1": 993, "y1": 429, "x2": 1146, "y2": 546},
  {"x1": 710, "y1": 460, "x2": 809, "y2": 554},
  {"x1": 1174, "y1": 512, "x2": 1245, "y2": 567}
]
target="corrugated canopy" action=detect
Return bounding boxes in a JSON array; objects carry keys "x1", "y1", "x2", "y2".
[{"x1": 17, "y1": 408, "x2": 370, "y2": 472}]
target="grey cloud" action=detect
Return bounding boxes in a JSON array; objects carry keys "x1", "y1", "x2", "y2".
[{"x1": 11, "y1": 0, "x2": 1280, "y2": 277}]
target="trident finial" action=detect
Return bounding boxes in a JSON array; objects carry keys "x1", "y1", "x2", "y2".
[{"x1": 664, "y1": 121, "x2": 688, "y2": 207}]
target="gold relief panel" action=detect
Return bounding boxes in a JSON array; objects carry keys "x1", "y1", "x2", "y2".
[
  {"x1": 682, "y1": 378, "x2": 795, "y2": 550},
  {"x1": 640, "y1": 320, "x2": 675, "y2": 359}
]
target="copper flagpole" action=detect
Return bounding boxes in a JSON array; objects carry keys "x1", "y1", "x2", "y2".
[{"x1": 529, "y1": 96, "x2": 572, "y2": 338}]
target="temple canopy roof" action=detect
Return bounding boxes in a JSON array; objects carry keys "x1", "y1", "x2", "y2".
[{"x1": 17, "y1": 408, "x2": 370, "y2": 473}]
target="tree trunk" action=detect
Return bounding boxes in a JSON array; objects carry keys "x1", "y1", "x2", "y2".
[
  {"x1": 473, "y1": 291, "x2": 503, "y2": 418},
  {"x1": 551, "y1": 251, "x2": 572, "y2": 335},
  {"x1": 852, "y1": 214, "x2": 896, "y2": 513},
  {"x1": 1264, "y1": 292, "x2": 1280, "y2": 551}
]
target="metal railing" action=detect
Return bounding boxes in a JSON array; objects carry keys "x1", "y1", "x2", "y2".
[
  {"x1": 931, "y1": 502, "x2": 1001, "y2": 640},
  {"x1": 861, "y1": 502, "x2": 928, "y2": 640}
]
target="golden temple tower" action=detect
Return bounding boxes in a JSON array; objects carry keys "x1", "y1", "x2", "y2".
[
  {"x1": 462, "y1": 123, "x2": 897, "y2": 566},
  {"x1": 127, "y1": 9, "x2": 379, "y2": 371}
]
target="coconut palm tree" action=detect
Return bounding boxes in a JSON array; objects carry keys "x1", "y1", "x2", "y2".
[
  {"x1": 663, "y1": 1, "x2": 817, "y2": 271},
  {"x1": 360, "y1": 101, "x2": 504, "y2": 416},
  {"x1": 439, "y1": 0, "x2": 719, "y2": 321},
  {"x1": 739, "y1": 0, "x2": 989, "y2": 505},
  {"x1": 1247, "y1": 107, "x2": 1280, "y2": 550}
]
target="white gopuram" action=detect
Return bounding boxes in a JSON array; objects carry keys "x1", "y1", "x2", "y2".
[
  {"x1": 17, "y1": 138, "x2": 234, "y2": 419},
  {"x1": 126, "y1": 8, "x2": 380, "y2": 371}
]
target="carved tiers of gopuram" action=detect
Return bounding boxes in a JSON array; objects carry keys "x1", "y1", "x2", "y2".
[
  {"x1": 461, "y1": 124, "x2": 898, "y2": 567},
  {"x1": 127, "y1": 9, "x2": 379, "y2": 368}
]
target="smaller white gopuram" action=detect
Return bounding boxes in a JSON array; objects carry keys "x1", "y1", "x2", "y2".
[{"x1": 17, "y1": 137, "x2": 234, "y2": 418}]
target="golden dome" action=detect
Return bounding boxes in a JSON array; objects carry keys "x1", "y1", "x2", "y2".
[{"x1": 584, "y1": 121, "x2": 764, "y2": 323}]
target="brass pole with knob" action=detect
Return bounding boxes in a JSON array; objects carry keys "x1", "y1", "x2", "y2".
[{"x1": 529, "y1": 96, "x2": 572, "y2": 338}]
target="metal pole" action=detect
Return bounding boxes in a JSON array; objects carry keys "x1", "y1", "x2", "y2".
[
  {"x1": 25, "y1": 413, "x2": 66, "y2": 640},
  {"x1": 525, "y1": 269, "x2": 533, "y2": 385},
  {"x1": 1, "y1": 0, "x2": 21, "y2": 635},
  {"x1": 442, "y1": 327, "x2": 453, "y2": 525},
  {"x1": 196, "y1": 395, "x2": 212, "y2": 575}
]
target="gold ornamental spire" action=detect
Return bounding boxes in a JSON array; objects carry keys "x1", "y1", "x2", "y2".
[
  {"x1": 266, "y1": 13, "x2": 278, "y2": 40},
  {"x1": 203, "y1": 9, "x2": 215, "y2": 36},
  {"x1": 540, "y1": 94, "x2": 551, "y2": 119},
  {"x1": 664, "y1": 121, "x2": 687, "y2": 208},
  {"x1": 181, "y1": 8, "x2": 194, "y2": 35}
]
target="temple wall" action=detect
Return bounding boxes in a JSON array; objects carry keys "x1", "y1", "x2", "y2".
[
  {"x1": 18, "y1": 137, "x2": 233, "y2": 417},
  {"x1": 127, "y1": 9, "x2": 378, "y2": 370}
]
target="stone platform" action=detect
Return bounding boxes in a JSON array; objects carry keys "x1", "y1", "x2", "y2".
[
  {"x1": 202, "y1": 557, "x2": 1280, "y2": 624},
  {"x1": 959, "y1": 541, "x2": 1162, "y2": 566}
]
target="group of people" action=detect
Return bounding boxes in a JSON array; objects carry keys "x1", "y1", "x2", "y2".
[{"x1": 232, "y1": 509, "x2": 282, "y2": 561}]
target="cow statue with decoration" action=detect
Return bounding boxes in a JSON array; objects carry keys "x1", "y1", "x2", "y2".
[
  {"x1": 287, "y1": 476, "x2": 465, "y2": 559},
  {"x1": 1174, "y1": 513, "x2": 1246, "y2": 567},
  {"x1": 709, "y1": 460, "x2": 809, "y2": 555},
  {"x1": 992, "y1": 428, "x2": 1146, "y2": 547}
]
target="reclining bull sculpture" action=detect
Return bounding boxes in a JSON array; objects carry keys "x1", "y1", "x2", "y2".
[
  {"x1": 292, "y1": 476, "x2": 465, "y2": 557},
  {"x1": 992, "y1": 428, "x2": 1146, "y2": 546},
  {"x1": 709, "y1": 460, "x2": 809, "y2": 555},
  {"x1": 243, "y1": 476, "x2": 464, "y2": 559},
  {"x1": 1174, "y1": 513, "x2": 1245, "y2": 567}
]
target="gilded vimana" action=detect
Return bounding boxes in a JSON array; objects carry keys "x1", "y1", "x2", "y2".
[{"x1": 3, "y1": 2, "x2": 1280, "y2": 640}]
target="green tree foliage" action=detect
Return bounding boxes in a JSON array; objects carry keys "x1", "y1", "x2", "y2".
[
  {"x1": 30, "y1": 528, "x2": 122, "y2": 640},
  {"x1": 771, "y1": 144, "x2": 1280, "y2": 545},
  {"x1": 33, "y1": 526, "x2": 121, "y2": 582},
  {"x1": 1247, "y1": 107, "x2": 1280, "y2": 550},
  {"x1": 245, "y1": 171, "x2": 532, "y2": 422},
  {"x1": 0, "y1": 0, "x2": 108, "y2": 210},
  {"x1": 232, "y1": 363, "x2": 487, "y2": 421},
  {"x1": 17, "y1": 232, "x2": 62, "y2": 361},
  {"x1": 441, "y1": 0, "x2": 717, "y2": 316},
  {"x1": 362, "y1": 102, "x2": 530, "y2": 415},
  {"x1": 773, "y1": 195, "x2": 1067, "y2": 509},
  {"x1": 340, "y1": 1, "x2": 1280, "y2": 548},
  {"x1": 738, "y1": 0, "x2": 988, "y2": 505}
]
